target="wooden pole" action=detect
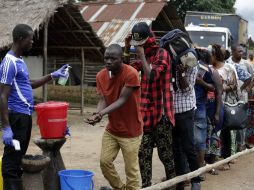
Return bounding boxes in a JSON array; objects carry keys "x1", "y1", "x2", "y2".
[
  {"x1": 81, "y1": 48, "x2": 85, "y2": 115},
  {"x1": 53, "y1": 59, "x2": 56, "y2": 86},
  {"x1": 141, "y1": 148, "x2": 254, "y2": 190},
  {"x1": 43, "y1": 19, "x2": 49, "y2": 102}
]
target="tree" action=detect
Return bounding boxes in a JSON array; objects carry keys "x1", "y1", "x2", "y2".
[{"x1": 171, "y1": 0, "x2": 236, "y2": 21}]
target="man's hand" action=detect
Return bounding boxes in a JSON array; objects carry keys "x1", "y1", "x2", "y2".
[
  {"x1": 64, "y1": 126, "x2": 71, "y2": 136},
  {"x1": 2, "y1": 126, "x2": 13, "y2": 146},
  {"x1": 177, "y1": 64, "x2": 187, "y2": 75},
  {"x1": 177, "y1": 64, "x2": 189, "y2": 89},
  {"x1": 51, "y1": 64, "x2": 69, "y2": 79},
  {"x1": 86, "y1": 113, "x2": 103, "y2": 126},
  {"x1": 136, "y1": 46, "x2": 145, "y2": 60},
  {"x1": 213, "y1": 113, "x2": 220, "y2": 125},
  {"x1": 125, "y1": 34, "x2": 132, "y2": 48},
  {"x1": 196, "y1": 76, "x2": 204, "y2": 84}
]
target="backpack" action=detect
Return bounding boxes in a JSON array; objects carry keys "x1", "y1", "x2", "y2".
[{"x1": 159, "y1": 29, "x2": 198, "y2": 91}]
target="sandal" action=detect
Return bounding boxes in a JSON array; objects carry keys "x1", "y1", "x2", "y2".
[
  {"x1": 199, "y1": 173, "x2": 206, "y2": 181},
  {"x1": 208, "y1": 168, "x2": 219, "y2": 175},
  {"x1": 218, "y1": 163, "x2": 230, "y2": 171}
]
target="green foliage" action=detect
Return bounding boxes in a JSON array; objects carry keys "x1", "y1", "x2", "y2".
[{"x1": 171, "y1": 0, "x2": 236, "y2": 20}]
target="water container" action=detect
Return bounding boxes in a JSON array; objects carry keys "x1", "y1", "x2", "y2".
[
  {"x1": 58, "y1": 170, "x2": 94, "y2": 190},
  {"x1": 35, "y1": 101, "x2": 69, "y2": 139}
]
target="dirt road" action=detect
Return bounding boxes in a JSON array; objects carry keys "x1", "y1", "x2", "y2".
[{"x1": 0, "y1": 108, "x2": 254, "y2": 190}]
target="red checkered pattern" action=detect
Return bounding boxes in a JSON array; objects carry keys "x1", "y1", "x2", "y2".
[{"x1": 131, "y1": 47, "x2": 175, "y2": 132}]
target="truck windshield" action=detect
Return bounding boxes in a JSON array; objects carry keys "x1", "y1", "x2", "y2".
[{"x1": 187, "y1": 31, "x2": 227, "y2": 48}]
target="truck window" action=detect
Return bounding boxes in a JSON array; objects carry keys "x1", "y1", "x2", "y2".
[{"x1": 187, "y1": 31, "x2": 227, "y2": 48}]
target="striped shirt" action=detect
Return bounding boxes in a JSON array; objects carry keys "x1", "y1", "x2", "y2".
[{"x1": 0, "y1": 51, "x2": 33, "y2": 115}]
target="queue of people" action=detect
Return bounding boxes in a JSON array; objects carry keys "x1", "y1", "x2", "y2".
[
  {"x1": 2, "y1": 22, "x2": 254, "y2": 190},
  {"x1": 88, "y1": 22, "x2": 253, "y2": 190},
  {"x1": 87, "y1": 22, "x2": 254, "y2": 190}
]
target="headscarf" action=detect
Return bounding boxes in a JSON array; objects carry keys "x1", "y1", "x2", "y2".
[{"x1": 143, "y1": 36, "x2": 159, "y2": 57}]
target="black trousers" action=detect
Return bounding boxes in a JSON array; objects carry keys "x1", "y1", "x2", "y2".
[
  {"x1": 173, "y1": 109, "x2": 200, "y2": 190},
  {"x1": 221, "y1": 128, "x2": 231, "y2": 158},
  {"x1": 2, "y1": 113, "x2": 32, "y2": 179}
]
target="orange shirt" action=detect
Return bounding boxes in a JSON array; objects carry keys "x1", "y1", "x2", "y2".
[{"x1": 96, "y1": 64, "x2": 143, "y2": 138}]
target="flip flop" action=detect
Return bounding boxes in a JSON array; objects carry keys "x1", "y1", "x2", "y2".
[{"x1": 208, "y1": 168, "x2": 219, "y2": 175}]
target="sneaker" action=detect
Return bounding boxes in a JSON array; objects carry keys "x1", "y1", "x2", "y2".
[
  {"x1": 100, "y1": 186, "x2": 112, "y2": 190},
  {"x1": 191, "y1": 182, "x2": 201, "y2": 190},
  {"x1": 245, "y1": 144, "x2": 253, "y2": 149}
]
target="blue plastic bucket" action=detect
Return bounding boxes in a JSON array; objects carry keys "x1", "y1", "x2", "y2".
[{"x1": 58, "y1": 170, "x2": 94, "y2": 190}]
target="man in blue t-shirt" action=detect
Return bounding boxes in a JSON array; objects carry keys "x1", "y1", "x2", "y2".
[{"x1": 0, "y1": 24, "x2": 68, "y2": 189}]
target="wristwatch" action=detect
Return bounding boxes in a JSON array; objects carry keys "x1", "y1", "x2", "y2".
[{"x1": 181, "y1": 72, "x2": 186, "y2": 77}]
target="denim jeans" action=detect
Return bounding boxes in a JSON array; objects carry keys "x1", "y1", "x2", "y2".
[{"x1": 173, "y1": 109, "x2": 200, "y2": 190}]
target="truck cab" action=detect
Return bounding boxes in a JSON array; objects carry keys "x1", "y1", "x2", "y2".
[
  {"x1": 184, "y1": 11, "x2": 248, "y2": 51},
  {"x1": 185, "y1": 24, "x2": 232, "y2": 49}
]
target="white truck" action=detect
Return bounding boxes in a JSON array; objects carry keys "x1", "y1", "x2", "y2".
[{"x1": 184, "y1": 11, "x2": 248, "y2": 50}]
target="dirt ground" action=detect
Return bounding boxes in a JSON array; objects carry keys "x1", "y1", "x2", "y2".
[{"x1": 1, "y1": 106, "x2": 254, "y2": 190}]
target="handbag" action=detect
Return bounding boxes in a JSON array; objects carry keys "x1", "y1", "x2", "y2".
[{"x1": 223, "y1": 88, "x2": 248, "y2": 130}]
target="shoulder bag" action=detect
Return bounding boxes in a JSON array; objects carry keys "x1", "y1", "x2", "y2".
[{"x1": 223, "y1": 88, "x2": 247, "y2": 130}]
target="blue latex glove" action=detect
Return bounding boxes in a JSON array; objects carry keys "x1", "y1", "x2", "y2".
[
  {"x1": 64, "y1": 126, "x2": 71, "y2": 137},
  {"x1": 51, "y1": 64, "x2": 69, "y2": 79},
  {"x1": 2, "y1": 126, "x2": 13, "y2": 146}
]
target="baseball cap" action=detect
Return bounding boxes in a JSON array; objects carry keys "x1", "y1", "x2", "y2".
[{"x1": 130, "y1": 22, "x2": 151, "y2": 46}]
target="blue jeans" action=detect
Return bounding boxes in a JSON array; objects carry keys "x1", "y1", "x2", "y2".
[{"x1": 194, "y1": 117, "x2": 207, "y2": 151}]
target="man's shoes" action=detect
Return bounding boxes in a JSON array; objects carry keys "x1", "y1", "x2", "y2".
[
  {"x1": 191, "y1": 182, "x2": 201, "y2": 190},
  {"x1": 245, "y1": 144, "x2": 254, "y2": 149},
  {"x1": 100, "y1": 186, "x2": 113, "y2": 190}
]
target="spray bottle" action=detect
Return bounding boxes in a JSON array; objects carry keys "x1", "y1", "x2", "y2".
[{"x1": 58, "y1": 66, "x2": 71, "y2": 86}]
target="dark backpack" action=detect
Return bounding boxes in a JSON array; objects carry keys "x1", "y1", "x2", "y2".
[{"x1": 159, "y1": 29, "x2": 198, "y2": 91}]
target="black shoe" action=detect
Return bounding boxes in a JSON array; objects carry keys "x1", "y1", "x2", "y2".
[
  {"x1": 100, "y1": 186, "x2": 113, "y2": 190},
  {"x1": 191, "y1": 182, "x2": 201, "y2": 190},
  {"x1": 245, "y1": 144, "x2": 253, "y2": 149}
]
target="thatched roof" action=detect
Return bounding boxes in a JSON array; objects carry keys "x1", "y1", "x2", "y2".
[
  {"x1": 0, "y1": 0, "x2": 66, "y2": 48},
  {"x1": 0, "y1": 0, "x2": 105, "y2": 60}
]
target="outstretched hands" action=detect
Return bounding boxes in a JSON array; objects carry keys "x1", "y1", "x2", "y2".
[{"x1": 85, "y1": 112, "x2": 103, "y2": 126}]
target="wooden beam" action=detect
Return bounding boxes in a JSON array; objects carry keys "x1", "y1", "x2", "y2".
[
  {"x1": 141, "y1": 148, "x2": 254, "y2": 190},
  {"x1": 49, "y1": 30, "x2": 91, "y2": 34},
  {"x1": 161, "y1": 9, "x2": 174, "y2": 29},
  {"x1": 63, "y1": 9, "x2": 104, "y2": 58},
  {"x1": 47, "y1": 34, "x2": 71, "y2": 55},
  {"x1": 33, "y1": 46, "x2": 101, "y2": 50},
  {"x1": 43, "y1": 19, "x2": 49, "y2": 102},
  {"x1": 48, "y1": 46, "x2": 101, "y2": 50},
  {"x1": 81, "y1": 48, "x2": 85, "y2": 115},
  {"x1": 55, "y1": 14, "x2": 83, "y2": 45}
]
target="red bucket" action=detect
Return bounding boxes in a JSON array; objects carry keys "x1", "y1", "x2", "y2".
[{"x1": 35, "y1": 101, "x2": 69, "y2": 139}]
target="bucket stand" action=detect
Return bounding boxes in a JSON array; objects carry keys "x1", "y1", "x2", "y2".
[
  {"x1": 21, "y1": 155, "x2": 50, "y2": 190},
  {"x1": 34, "y1": 137, "x2": 66, "y2": 190}
]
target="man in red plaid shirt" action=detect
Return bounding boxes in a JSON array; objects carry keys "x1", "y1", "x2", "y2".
[{"x1": 124, "y1": 22, "x2": 175, "y2": 189}]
